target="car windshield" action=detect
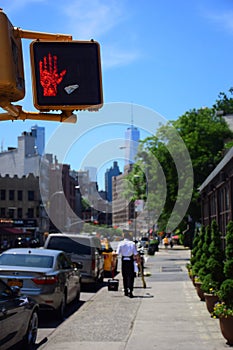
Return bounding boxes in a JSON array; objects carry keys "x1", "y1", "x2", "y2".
[
  {"x1": 0, "y1": 254, "x2": 54, "y2": 268},
  {"x1": 47, "y1": 236, "x2": 91, "y2": 255}
]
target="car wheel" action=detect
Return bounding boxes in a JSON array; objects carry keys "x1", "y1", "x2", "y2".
[
  {"x1": 57, "y1": 292, "x2": 67, "y2": 321},
  {"x1": 22, "y1": 309, "x2": 38, "y2": 350}
]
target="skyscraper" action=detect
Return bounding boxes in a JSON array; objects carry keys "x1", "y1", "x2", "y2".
[
  {"x1": 31, "y1": 125, "x2": 45, "y2": 156},
  {"x1": 124, "y1": 124, "x2": 140, "y2": 166},
  {"x1": 105, "y1": 161, "x2": 121, "y2": 202}
]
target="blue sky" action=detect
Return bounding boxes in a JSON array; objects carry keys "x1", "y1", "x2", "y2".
[{"x1": 1, "y1": 0, "x2": 233, "y2": 190}]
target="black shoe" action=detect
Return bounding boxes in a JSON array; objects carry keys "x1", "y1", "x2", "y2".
[
  {"x1": 124, "y1": 289, "x2": 128, "y2": 296},
  {"x1": 129, "y1": 292, "x2": 134, "y2": 298}
]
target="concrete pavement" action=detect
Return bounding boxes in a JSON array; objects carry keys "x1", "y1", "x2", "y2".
[{"x1": 39, "y1": 246, "x2": 228, "y2": 350}]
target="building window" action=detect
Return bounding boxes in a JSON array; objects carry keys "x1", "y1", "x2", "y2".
[
  {"x1": 9, "y1": 190, "x2": 14, "y2": 201},
  {"x1": 28, "y1": 191, "x2": 34, "y2": 201},
  {"x1": 27, "y1": 208, "x2": 34, "y2": 218},
  {"x1": 0, "y1": 190, "x2": 6, "y2": 200},
  {"x1": 17, "y1": 208, "x2": 23, "y2": 218},
  {"x1": 8, "y1": 208, "x2": 15, "y2": 218},
  {"x1": 18, "y1": 190, "x2": 23, "y2": 201},
  {"x1": 219, "y1": 184, "x2": 230, "y2": 236},
  {"x1": 210, "y1": 192, "x2": 216, "y2": 218},
  {"x1": 0, "y1": 208, "x2": 5, "y2": 217}
]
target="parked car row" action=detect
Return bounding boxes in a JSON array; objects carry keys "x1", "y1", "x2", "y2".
[{"x1": 0, "y1": 233, "x2": 119, "y2": 349}]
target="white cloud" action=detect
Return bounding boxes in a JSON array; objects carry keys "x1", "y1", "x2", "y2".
[
  {"x1": 201, "y1": 7, "x2": 233, "y2": 35},
  {"x1": 5, "y1": 0, "x2": 141, "y2": 69},
  {"x1": 64, "y1": 0, "x2": 125, "y2": 39},
  {"x1": 62, "y1": 0, "x2": 140, "y2": 68},
  {"x1": 4, "y1": 0, "x2": 46, "y2": 13},
  {"x1": 102, "y1": 44, "x2": 140, "y2": 69}
]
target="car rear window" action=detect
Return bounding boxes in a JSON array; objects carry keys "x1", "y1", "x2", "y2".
[
  {"x1": 47, "y1": 236, "x2": 91, "y2": 255},
  {"x1": 0, "y1": 254, "x2": 54, "y2": 268}
]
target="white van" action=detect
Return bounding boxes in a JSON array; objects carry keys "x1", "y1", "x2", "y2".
[{"x1": 44, "y1": 233, "x2": 104, "y2": 285}]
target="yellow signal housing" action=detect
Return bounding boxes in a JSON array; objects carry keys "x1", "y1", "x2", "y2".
[{"x1": 0, "y1": 9, "x2": 25, "y2": 102}]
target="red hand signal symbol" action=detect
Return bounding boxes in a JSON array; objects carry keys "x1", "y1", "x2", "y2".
[{"x1": 39, "y1": 53, "x2": 66, "y2": 96}]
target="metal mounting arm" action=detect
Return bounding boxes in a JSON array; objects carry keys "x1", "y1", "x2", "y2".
[
  {"x1": 0, "y1": 103, "x2": 77, "y2": 123},
  {"x1": 13, "y1": 27, "x2": 72, "y2": 41}
]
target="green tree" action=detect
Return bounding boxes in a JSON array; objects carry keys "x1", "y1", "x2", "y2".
[
  {"x1": 127, "y1": 104, "x2": 233, "y2": 232},
  {"x1": 172, "y1": 107, "x2": 233, "y2": 190},
  {"x1": 213, "y1": 87, "x2": 233, "y2": 115}
]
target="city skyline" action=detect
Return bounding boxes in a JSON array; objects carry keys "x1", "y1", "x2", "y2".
[{"x1": 0, "y1": 121, "x2": 141, "y2": 193}]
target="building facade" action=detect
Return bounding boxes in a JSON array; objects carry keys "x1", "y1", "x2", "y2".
[
  {"x1": 0, "y1": 127, "x2": 46, "y2": 178},
  {"x1": 199, "y1": 147, "x2": 233, "y2": 245},
  {"x1": 112, "y1": 164, "x2": 134, "y2": 230},
  {"x1": 111, "y1": 123, "x2": 140, "y2": 230},
  {"x1": 0, "y1": 173, "x2": 44, "y2": 249}
]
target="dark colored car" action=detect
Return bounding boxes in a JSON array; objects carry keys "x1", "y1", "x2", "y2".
[{"x1": 0, "y1": 278, "x2": 38, "y2": 350}]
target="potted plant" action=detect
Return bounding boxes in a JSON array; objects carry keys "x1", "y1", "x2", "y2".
[
  {"x1": 190, "y1": 226, "x2": 205, "y2": 282},
  {"x1": 198, "y1": 224, "x2": 211, "y2": 282},
  {"x1": 223, "y1": 221, "x2": 233, "y2": 280},
  {"x1": 190, "y1": 226, "x2": 208, "y2": 300},
  {"x1": 188, "y1": 230, "x2": 201, "y2": 283},
  {"x1": 202, "y1": 274, "x2": 219, "y2": 313},
  {"x1": 212, "y1": 279, "x2": 233, "y2": 345},
  {"x1": 212, "y1": 221, "x2": 233, "y2": 345},
  {"x1": 200, "y1": 221, "x2": 224, "y2": 310}
]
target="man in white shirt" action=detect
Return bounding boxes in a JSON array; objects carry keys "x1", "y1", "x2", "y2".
[{"x1": 116, "y1": 231, "x2": 139, "y2": 298}]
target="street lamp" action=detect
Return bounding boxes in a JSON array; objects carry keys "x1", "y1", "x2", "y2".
[{"x1": 133, "y1": 174, "x2": 141, "y2": 240}]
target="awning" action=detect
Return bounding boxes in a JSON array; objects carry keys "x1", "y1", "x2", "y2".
[{"x1": 0, "y1": 227, "x2": 24, "y2": 235}]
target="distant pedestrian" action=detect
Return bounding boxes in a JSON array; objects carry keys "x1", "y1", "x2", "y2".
[
  {"x1": 116, "y1": 232, "x2": 139, "y2": 298},
  {"x1": 163, "y1": 236, "x2": 169, "y2": 249},
  {"x1": 170, "y1": 237, "x2": 174, "y2": 248}
]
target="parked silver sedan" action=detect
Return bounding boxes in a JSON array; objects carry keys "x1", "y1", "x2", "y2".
[{"x1": 0, "y1": 248, "x2": 82, "y2": 319}]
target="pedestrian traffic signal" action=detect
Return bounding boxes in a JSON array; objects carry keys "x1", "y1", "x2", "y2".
[
  {"x1": 0, "y1": 10, "x2": 25, "y2": 103},
  {"x1": 30, "y1": 40, "x2": 103, "y2": 111}
]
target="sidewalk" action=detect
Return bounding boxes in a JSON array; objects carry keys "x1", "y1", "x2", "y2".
[{"x1": 39, "y1": 247, "x2": 227, "y2": 350}]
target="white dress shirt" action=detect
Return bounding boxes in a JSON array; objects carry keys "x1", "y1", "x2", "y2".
[{"x1": 116, "y1": 239, "x2": 138, "y2": 259}]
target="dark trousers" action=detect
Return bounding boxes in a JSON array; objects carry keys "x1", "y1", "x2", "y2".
[{"x1": 121, "y1": 258, "x2": 135, "y2": 293}]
